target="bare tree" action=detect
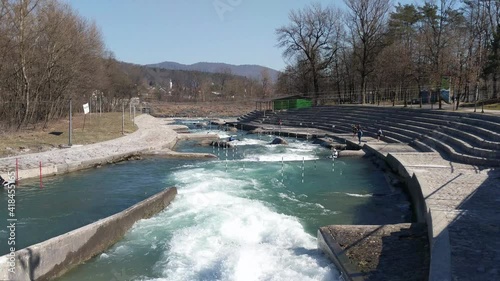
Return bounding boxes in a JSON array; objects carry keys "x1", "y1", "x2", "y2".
[
  {"x1": 344, "y1": 0, "x2": 391, "y2": 104},
  {"x1": 259, "y1": 69, "x2": 272, "y2": 98},
  {"x1": 276, "y1": 3, "x2": 343, "y2": 105},
  {"x1": 417, "y1": 0, "x2": 463, "y2": 109},
  {"x1": 0, "y1": 0, "x2": 106, "y2": 129}
]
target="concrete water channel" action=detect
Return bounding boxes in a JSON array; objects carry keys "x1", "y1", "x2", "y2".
[{"x1": 0, "y1": 117, "x2": 417, "y2": 280}]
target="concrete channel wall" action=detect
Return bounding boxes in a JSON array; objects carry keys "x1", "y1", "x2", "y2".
[
  {"x1": 0, "y1": 187, "x2": 177, "y2": 281},
  {"x1": 383, "y1": 155, "x2": 451, "y2": 281},
  {"x1": 318, "y1": 146, "x2": 451, "y2": 281},
  {"x1": 12, "y1": 151, "x2": 144, "y2": 181},
  {"x1": 4, "y1": 134, "x2": 220, "y2": 182}
]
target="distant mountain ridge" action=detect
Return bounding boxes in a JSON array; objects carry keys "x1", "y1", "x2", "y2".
[{"x1": 146, "y1": 61, "x2": 280, "y2": 82}]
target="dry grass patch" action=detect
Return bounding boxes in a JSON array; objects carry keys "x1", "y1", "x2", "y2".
[
  {"x1": 0, "y1": 112, "x2": 139, "y2": 157},
  {"x1": 484, "y1": 103, "x2": 500, "y2": 110}
]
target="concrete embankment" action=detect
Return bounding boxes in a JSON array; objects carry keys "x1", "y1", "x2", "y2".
[
  {"x1": 318, "y1": 141, "x2": 455, "y2": 281},
  {"x1": 0, "y1": 116, "x2": 223, "y2": 181},
  {"x1": 0, "y1": 187, "x2": 177, "y2": 281}
]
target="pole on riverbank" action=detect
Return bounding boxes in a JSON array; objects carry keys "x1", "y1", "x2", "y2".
[
  {"x1": 39, "y1": 161, "x2": 43, "y2": 189},
  {"x1": 15, "y1": 158, "x2": 19, "y2": 185},
  {"x1": 82, "y1": 114, "x2": 86, "y2": 132},
  {"x1": 69, "y1": 98, "x2": 72, "y2": 146},
  {"x1": 122, "y1": 102, "x2": 125, "y2": 136},
  {"x1": 89, "y1": 96, "x2": 92, "y2": 121}
]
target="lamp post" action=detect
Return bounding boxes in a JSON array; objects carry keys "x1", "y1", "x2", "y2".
[
  {"x1": 122, "y1": 101, "x2": 125, "y2": 135},
  {"x1": 68, "y1": 98, "x2": 72, "y2": 146},
  {"x1": 474, "y1": 87, "x2": 478, "y2": 112},
  {"x1": 99, "y1": 92, "x2": 102, "y2": 116},
  {"x1": 89, "y1": 93, "x2": 92, "y2": 119},
  {"x1": 481, "y1": 90, "x2": 484, "y2": 113}
]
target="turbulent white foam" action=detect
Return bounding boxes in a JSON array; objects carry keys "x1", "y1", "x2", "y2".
[
  {"x1": 230, "y1": 138, "x2": 268, "y2": 146},
  {"x1": 287, "y1": 141, "x2": 320, "y2": 152},
  {"x1": 322, "y1": 209, "x2": 340, "y2": 215},
  {"x1": 278, "y1": 192, "x2": 300, "y2": 203},
  {"x1": 62, "y1": 137, "x2": 340, "y2": 280},
  {"x1": 113, "y1": 245, "x2": 130, "y2": 254},
  {"x1": 127, "y1": 168, "x2": 339, "y2": 281},
  {"x1": 192, "y1": 129, "x2": 212, "y2": 134},
  {"x1": 232, "y1": 137, "x2": 324, "y2": 162},
  {"x1": 344, "y1": 193, "x2": 373, "y2": 198},
  {"x1": 315, "y1": 203, "x2": 325, "y2": 209},
  {"x1": 242, "y1": 154, "x2": 319, "y2": 162},
  {"x1": 217, "y1": 132, "x2": 231, "y2": 139}
]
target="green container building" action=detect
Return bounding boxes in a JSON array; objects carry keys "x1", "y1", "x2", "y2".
[{"x1": 272, "y1": 95, "x2": 312, "y2": 110}]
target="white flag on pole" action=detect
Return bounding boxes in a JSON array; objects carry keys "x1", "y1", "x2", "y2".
[{"x1": 83, "y1": 103, "x2": 90, "y2": 114}]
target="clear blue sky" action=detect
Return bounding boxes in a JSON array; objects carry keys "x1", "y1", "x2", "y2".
[{"x1": 65, "y1": 0, "x2": 413, "y2": 71}]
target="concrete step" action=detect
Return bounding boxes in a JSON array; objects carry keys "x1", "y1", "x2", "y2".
[
  {"x1": 318, "y1": 109, "x2": 500, "y2": 150},
  {"x1": 441, "y1": 126, "x2": 500, "y2": 150},
  {"x1": 420, "y1": 135, "x2": 500, "y2": 167},
  {"x1": 320, "y1": 113, "x2": 499, "y2": 159},
  {"x1": 428, "y1": 131, "x2": 500, "y2": 159},
  {"x1": 241, "y1": 108, "x2": 500, "y2": 165}
]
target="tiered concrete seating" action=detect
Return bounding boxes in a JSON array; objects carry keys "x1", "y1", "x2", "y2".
[{"x1": 240, "y1": 106, "x2": 500, "y2": 167}]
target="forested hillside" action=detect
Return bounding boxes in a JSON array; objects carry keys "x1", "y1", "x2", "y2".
[
  {"x1": 147, "y1": 61, "x2": 280, "y2": 82},
  {"x1": 120, "y1": 62, "x2": 270, "y2": 104},
  {"x1": 0, "y1": 0, "x2": 272, "y2": 130}
]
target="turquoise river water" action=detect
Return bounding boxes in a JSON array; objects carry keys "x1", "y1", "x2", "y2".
[{"x1": 0, "y1": 119, "x2": 412, "y2": 281}]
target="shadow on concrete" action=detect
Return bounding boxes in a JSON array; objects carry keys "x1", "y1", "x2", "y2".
[
  {"x1": 324, "y1": 224, "x2": 429, "y2": 281},
  {"x1": 364, "y1": 224, "x2": 429, "y2": 281},
  {"x1": 445, "y1": 168, "x2": 500, "y2": 281},
  {"x1": 425, "y1": 173, "x2": 463, "y2": 199}
]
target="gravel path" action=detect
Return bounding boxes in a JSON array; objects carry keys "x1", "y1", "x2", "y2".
[{"x1": 0, "y1": 115, "x2": 180, "y2": 180}]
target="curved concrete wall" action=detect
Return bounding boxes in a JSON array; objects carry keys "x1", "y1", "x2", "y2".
[
  {"x1": 383, "y1": 154, "x2": 452, "y2": 281},
  {"x1": 385, "y1": 154, "x2": 427, "y2": 222},
  {"x1": 0, "y1": 187, "x2": 177, "y2": 281},
  {"x1": 319, "y1": 146, "x2": 451, "y2": 281}
]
